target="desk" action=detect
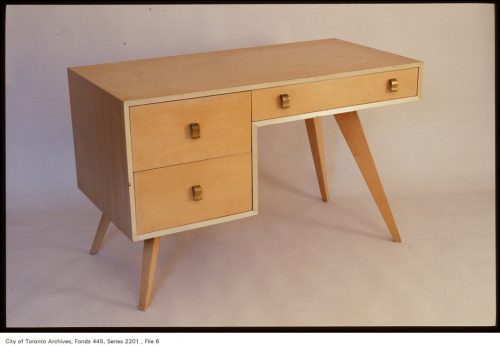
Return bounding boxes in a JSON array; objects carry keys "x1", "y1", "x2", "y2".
[{"x1": 68, "y1": 38, "x2": 423, "y2": 310}]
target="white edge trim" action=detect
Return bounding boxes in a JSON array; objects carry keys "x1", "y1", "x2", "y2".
[
  {"x1": 252, "y1": 123, "x2": 259, "y2": 213},
  {"x1": 135, "y1": 211, "x2": 258, "y2": 241},
  {"x1": 253, "y1": 96, "x2": 420, "y2": 127},
  {"x1": 126, "y1": 94, "x2": 419, "y2": 242},
  {"x1": 123, "y1": 102, "x2": 138, "y2": 241}
]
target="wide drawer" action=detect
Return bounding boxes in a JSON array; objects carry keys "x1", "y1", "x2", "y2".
[
  {"x1": 252, "y1": 68, "x2": 419, "y2": 121},
  {"x1": 134, "y1": 153, "x2": 253, "y2": 234},
  {"x1": 130, "y1": 92, "x2": 251, "y2": 172}
]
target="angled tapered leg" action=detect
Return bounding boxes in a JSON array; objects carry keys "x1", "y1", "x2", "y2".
[
  {"x1": 90, "y1": 213, "x2": 111, "y2": 254},
  {"x1": 138, "y1": 237, "x2": 160, "y2": 311},
  {"x1": 334, "y1": 111, "x2": 401, "y2": 242},
  {"x1": 305, "y1": 117, "x2": 329, "y2": 202}
]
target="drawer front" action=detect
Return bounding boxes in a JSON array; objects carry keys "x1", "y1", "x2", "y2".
[
  {"x1": 252, "y1": 68, "x2": 419, "y2": 121},
  {"x1": 134, "y1": 153, "x2": 252, "y2": 234},
  {"x1": 130, "y1": 92, "x2": 251, "y2": 172}
]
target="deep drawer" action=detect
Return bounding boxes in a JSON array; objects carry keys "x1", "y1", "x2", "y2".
[
  {"x1": 130, "y1": 92, "x2": 251, "y2": 171},
  {"x1": 134, "y1": 153, "x2": 253, "y2": 234},
  {"x1": 251, "y1": 68, "x2": 419, "y2": 121}
]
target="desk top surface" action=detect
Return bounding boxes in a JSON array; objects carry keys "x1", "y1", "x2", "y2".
[{"x1": 69, "y1": 38, "x2": 422, "y2": 103}]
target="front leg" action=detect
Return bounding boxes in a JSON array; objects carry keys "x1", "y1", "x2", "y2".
[
  {"x1": 138, "y1": 237, "x2": 161, "y2": 311},
  {"x1": 334, "y1": 111, "x2": 401, "y2": 242}
]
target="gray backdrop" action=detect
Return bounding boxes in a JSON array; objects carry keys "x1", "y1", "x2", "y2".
[{"x1": 6, "y1": 4, "x2": 495, "y2": 326}]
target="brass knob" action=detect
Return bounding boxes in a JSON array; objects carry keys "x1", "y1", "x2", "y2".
[
  {"x1": 388, "y1": 78, "x2": 398, "y2": 92},
  {"x1": 192, "y1": 185, "x2": 203, "y2": 201},
  {"x1": 189, "y1": 123, "x2": 200, "y2": 139},
  {"x1": 279, "y1": 94, "x2": 290, "y2": 109}
]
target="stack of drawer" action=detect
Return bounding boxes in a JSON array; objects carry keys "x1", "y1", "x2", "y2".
[{"x1": 130, "y1": 92, "x2": 253, "y2": 235}]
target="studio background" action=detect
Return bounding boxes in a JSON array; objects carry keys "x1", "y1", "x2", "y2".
[{"x1": 6, "y1": 4, "x2": 495, "y2": 326}]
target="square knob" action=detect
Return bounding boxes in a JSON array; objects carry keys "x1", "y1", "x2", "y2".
[
  {"x1": 192, "y1": 185, "x2": 203, "y2": 201},
  {"x1": 280, "y1": 94, "x2": 290, "y2": 109},
  {"x1": 189, "y1": 123, "x2": 200, "y2": 139},
  {"x1": 388, "y1": 78, "x2": 398, "y2": 92}
]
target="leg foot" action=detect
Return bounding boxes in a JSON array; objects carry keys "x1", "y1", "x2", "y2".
[
  {"x1": 305, "y1": 117, "x2": 329, "y2": 202},
  {"x1": 90, "y1": 213, "x2": 111, "y2": 254},
  {"x1": 334, "y1": 111, "x2": 401, "y2": 242},
  {"x1": 138, "y1": 237, "x2": 160, "y2": 311}
]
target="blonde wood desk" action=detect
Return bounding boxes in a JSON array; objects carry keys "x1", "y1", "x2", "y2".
[{"x1": 68, "y1": 38, "x2": 423, "y2": 310}]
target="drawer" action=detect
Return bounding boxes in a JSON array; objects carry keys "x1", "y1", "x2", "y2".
[
  {"x1": 252, "y1": 68, "x2": 419, "y2": 121},
  {"x1": 130, "y1": 92, "x2": 251, "y2": 172},
  {"x1": 134, "y1": 153, "x2": 252, "y2": 234}
]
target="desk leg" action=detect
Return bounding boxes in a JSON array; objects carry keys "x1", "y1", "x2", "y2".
[
  {"x1": 89, "y1": 213, "x2": 111, "y2": 254},
  {"x1": 138, "y1": 237, "x2": 160, "y2": 311},
  {"x1": 334, "y1": 111, "x2": 401, "y2": 242},
  {"x1": 305, "y1": 117, "x2": 329, "y2": 202}
]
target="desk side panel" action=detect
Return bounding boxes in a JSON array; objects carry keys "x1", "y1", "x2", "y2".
[{"x1": 68, "y1": 69, "x2": 132, "y2": 239}]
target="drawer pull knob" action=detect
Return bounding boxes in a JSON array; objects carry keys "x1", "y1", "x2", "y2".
[
  {"x1": 388, "y1": 78, "x2": 398, "y2": 92},
  {"x1": 189, "y1": 123, "x2": 200, "y2": 139},
  {"x1": 192, "y1": 185, "x2": 203, "y2": 201},
  {"x1": 279, "y1": 94, "x2": 290, "y2": 109}
]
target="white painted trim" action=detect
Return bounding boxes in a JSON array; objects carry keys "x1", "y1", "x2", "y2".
[
  {"x1": 252, "y1": 123, "x2": 259, "y2": 213},
  {"x1": 135, "y1": 211, "x2": 258, "y2": 241},
  {"x1": 253, "y1": 96, "x2": 420, "y2": 127},
  {"x1": 127, "y1": 91, "x2": 420, "y2": 242},
  {"x1": 123, "y1": 103, "x2": 138, "y2": 241}
]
